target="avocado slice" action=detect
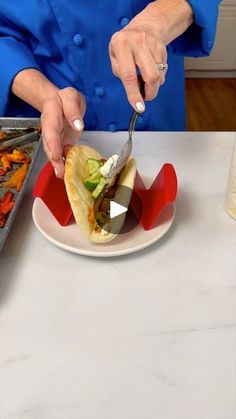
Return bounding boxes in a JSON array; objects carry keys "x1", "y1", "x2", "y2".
[
  {"x1": 84, "y1": 169, "x2": 102, "y2": 191},
  {"x1": 92, "y1": 177, "x2": 107, "y2": 199},
  {"x1": 84, "y1": 178, "x2": 100, "y2": 191},
  {"x1": 87, "y1": 158, "x2": 102, "y2": 175},
  {"x1": 84, "y1": 158, "x2": 107, "y2": 197}
]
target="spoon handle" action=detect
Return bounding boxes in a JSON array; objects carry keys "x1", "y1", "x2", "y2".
[{"x1": 128, "y1": 78, "x2": 145, "y2": 139}]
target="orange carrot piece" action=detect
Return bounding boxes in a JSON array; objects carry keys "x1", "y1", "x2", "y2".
[
  {"x1": 0, "y1": 201, "x2": 14, "y2": 215},
  {"x1": 4, "y1": 163, "x2": 28, "y2": 191}
]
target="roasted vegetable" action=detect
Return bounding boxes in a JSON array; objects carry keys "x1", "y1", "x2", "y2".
[
  {"x1": 1, "y1": 149, "x2": 30, "y2": 171},
  {"x1": 4, "y1": 163, "x2": 29, "y2": 191},
  {"x1": 0, "y1": 132, "x2": 7, "y2": 141},
  {"x1": 0, "y1": 191, "x2": 15, "y2": 227}
]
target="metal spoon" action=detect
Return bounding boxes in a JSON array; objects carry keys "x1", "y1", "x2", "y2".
[{"x1": 108, "y1": 79, "x2": 145, "y2": 181}]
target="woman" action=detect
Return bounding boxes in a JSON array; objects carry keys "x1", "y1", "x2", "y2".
[{"x1": 0, "y1": 0, "x2": 221, "y2": 177}]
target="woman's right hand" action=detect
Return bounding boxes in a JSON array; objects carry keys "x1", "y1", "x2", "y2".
[{"x1": 41, "y1": 87, "x2": 86, "y2": 178}]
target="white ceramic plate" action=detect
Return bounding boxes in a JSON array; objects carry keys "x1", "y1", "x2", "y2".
[{"x1": 32, "y1": 198, "x2": 175, "y2": 257}]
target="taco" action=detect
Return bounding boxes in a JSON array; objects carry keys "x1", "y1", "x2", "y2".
[{"x1": 64, "y1": 144, "x2": 136, "y2": 243}]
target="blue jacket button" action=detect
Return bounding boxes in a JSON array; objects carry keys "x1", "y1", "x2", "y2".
[
  {"x1": 120, "y1": 17, "x2": 130, "y2": 28},
  {"x1": 94, "y1": 86, "x2": 105, "y2": 97},
  {"x1": 73, "y1": 33, "x2": 84, "y2": 46},
  {"x1": 108, "y1": 123, "x2": 116, "y2": 132}
]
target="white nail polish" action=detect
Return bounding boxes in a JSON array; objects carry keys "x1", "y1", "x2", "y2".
[
  {"x1": 73, "y1": 119, "x2": 83, "y2": 131},
  {"x1": 54, "y1": 168, "x2": 59, "y2": 177},
  {"x1": 136, "y1": 101, "x2": 145, "y2": 113}
]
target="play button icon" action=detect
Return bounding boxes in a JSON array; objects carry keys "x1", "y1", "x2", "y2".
[
  {"x1": 101, "y1": 185, "x2": 142, "y2": 235},
  {"x1": 110, "y1": 201, "x2": 127, "y2": 219}
]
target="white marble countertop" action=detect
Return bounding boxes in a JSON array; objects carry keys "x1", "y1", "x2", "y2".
[{"x1": 0, "y1": 132, "x2": 236, "y2": 419}]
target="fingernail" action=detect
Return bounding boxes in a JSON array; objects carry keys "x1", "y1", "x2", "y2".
[
  {"x1": 54, "y1": 168, "x2": 59, "y2": 177},
  {"x1": 73, "y1": 119, "x2": 83, "y2": 131},
  {"x1": 136, "y1": 101, "x2": 145, "y2": 113}
]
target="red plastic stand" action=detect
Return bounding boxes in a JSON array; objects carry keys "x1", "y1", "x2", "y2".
[
  {"x1": 131, "y1": 163, "x2": 177, "y2": 230},
  {"x1": 33, "y1": 161, "x2": 74, "y2": 226},
  {"x1": 33, "y1": 161, "x2": 178, "y2": 229}
]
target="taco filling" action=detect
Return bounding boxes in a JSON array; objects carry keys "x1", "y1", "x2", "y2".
[
  {"x1": 84, "y1": 156, "x2": 121, "y2": 233},
  {"x1": 64, "y1": 145, "x2": 136, "y2": 243}
]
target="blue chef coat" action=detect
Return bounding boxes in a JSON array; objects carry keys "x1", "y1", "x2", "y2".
[{"x1": 0, "y1": 0, "x2": 221, "y2": 131}]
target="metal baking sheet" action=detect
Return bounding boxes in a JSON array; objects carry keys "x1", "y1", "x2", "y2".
[{"x1": 0, "y1": 118, "x2": 41, "y2": 253}]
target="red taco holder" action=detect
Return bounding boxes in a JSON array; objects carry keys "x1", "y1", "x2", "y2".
[
  {"x1": 33, "y1": 161, "x2": 74, "y2": 226},
  {"x1": 33, "y1": 161, "x2": 178, "y2": 229}
]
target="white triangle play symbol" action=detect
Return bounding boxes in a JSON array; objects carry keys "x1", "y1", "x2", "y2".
[{"x1": 110, "y1": 201, "x2": 128, "y2": 219}]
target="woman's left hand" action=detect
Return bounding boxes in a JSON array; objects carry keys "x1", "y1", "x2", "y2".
[{"x1": 109, "y1": 22, "x2": 167, "y2": 112}]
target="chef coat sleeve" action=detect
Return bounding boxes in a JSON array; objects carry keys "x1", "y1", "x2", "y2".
[
  {"x1": 0, "y1": 17, "x2": 41, "y2": 113},
  {"x1": 170, "y1": 0, "x2": 222, "y2": 57}
]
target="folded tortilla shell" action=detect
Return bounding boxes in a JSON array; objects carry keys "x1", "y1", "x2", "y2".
[{"x1": 64, "y1": 144, "x2": 136, "y2": 243}]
